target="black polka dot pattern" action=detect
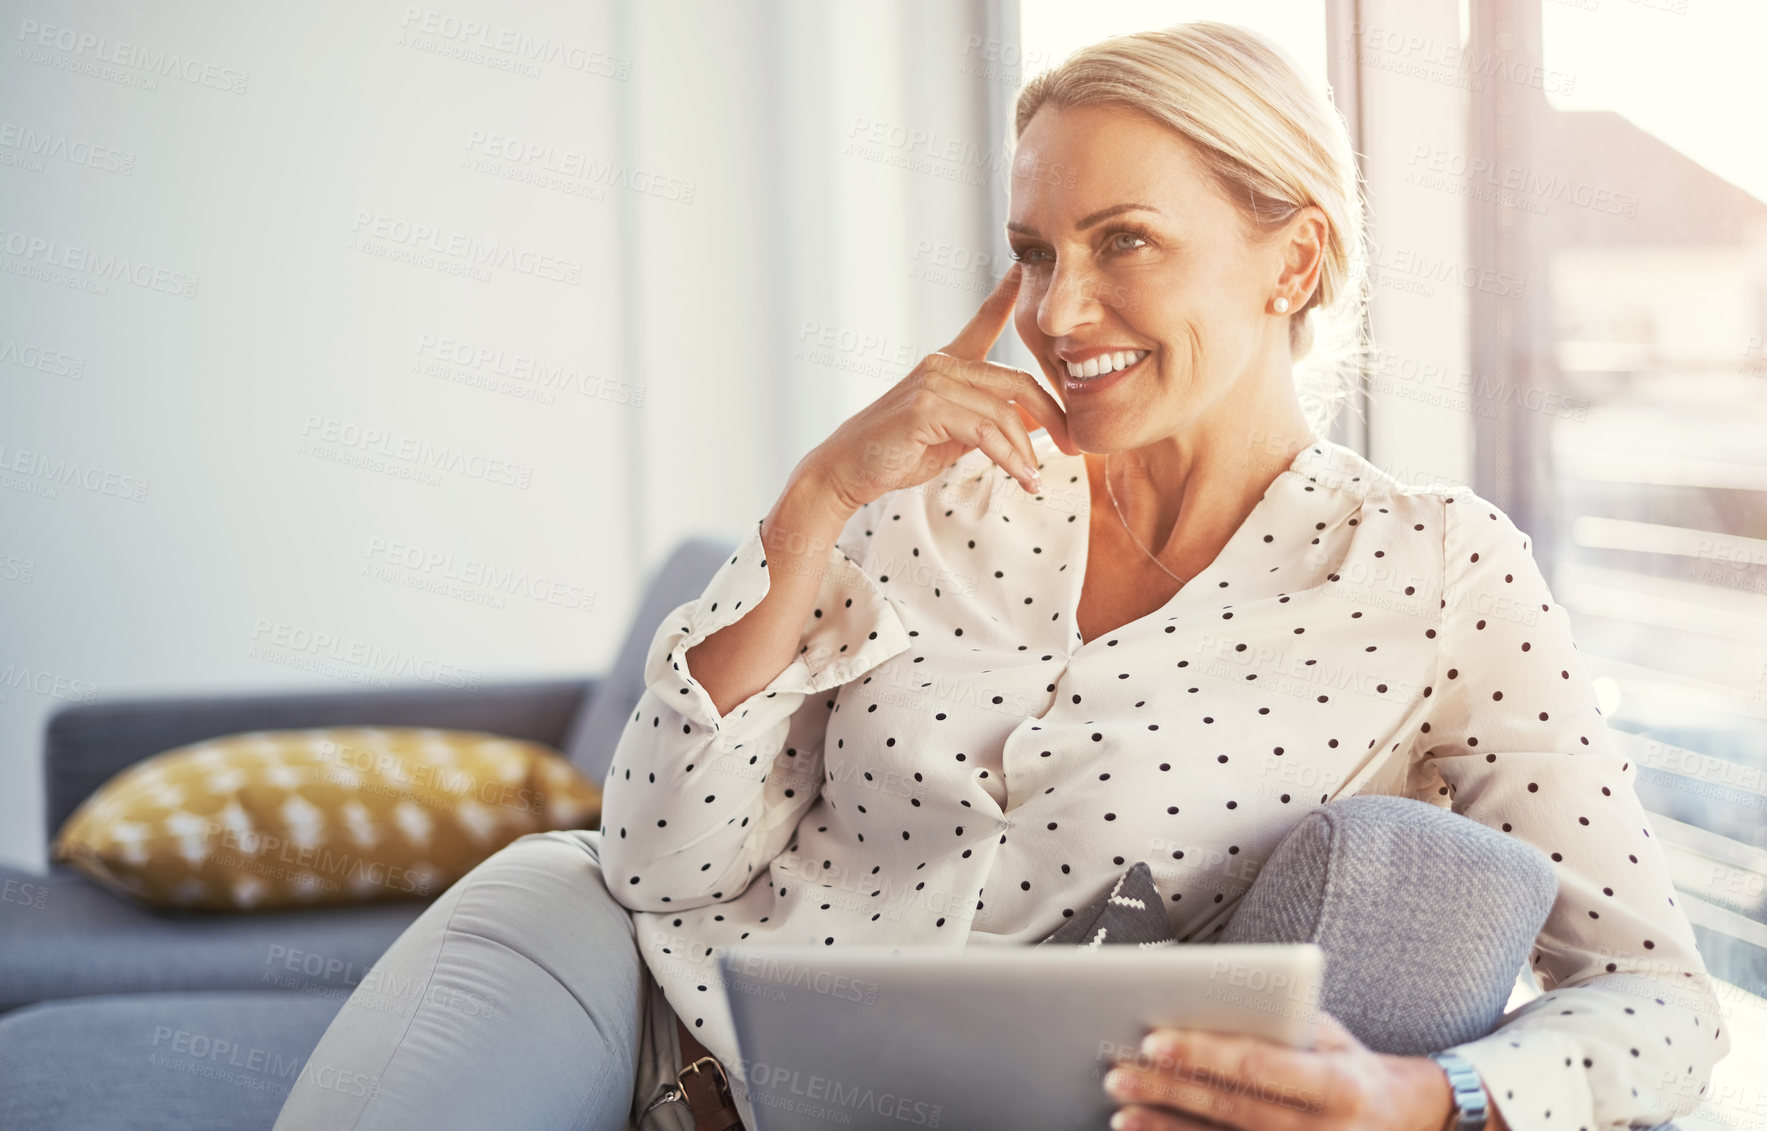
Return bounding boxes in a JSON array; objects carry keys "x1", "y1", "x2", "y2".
[
  {"x1": 597, "y1": 432, "x2": 1731, "y2": 1129},
  {"x1": 1405, "y1": 494, "x2": 1730, "y2": 1130}
]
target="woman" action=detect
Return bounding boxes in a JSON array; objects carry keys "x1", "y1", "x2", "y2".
[{"x1": 277, "y1": 22, "x2": 1729, "y2": 1131}]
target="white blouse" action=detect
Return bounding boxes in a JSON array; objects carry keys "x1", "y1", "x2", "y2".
[{"x1": 601, "y1": 431, "x2": 1730, "y2": 1131}]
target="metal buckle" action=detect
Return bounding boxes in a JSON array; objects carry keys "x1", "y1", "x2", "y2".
[{"x1": 678, "y1": 1054, "x2": 731, "y2": 1095}]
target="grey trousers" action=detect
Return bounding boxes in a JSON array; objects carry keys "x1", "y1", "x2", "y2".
[{"x1": 273, "y1": 794, "x2": 1557, "y2": 1130}]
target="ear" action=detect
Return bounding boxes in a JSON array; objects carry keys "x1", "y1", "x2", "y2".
[{"x1": 1278, "y1": 204, "x2": 1329, "y2": 308}]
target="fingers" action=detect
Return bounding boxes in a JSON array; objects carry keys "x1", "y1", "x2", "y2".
[
  {"x1": 1105, "y1": 1061, "x2": 1308, "y2": 1131},
  {"x1": 1103, "y1": 1029, "x2": 1335, "y2": 1131},
  {"x1": 917, "y1": 372, "x2": 1040, "y2": 483},
  {"x1": 913, "y1": 398, "x2": 1041, "y2": 494},
  {"x1": 999, "y1": 365, "x2": 1076, "y2": 455},
  {"x1": 941, "y1": 263, "x2": 1022, "y2": 362},
  {"x1": 1104, "y1": 1061, "x2": 1223, "y2": 1120},
  {"x1": 1012, "y1": 401, "x2": 1046, "y2": 445},
  {"x1": 926, "y1": 352, "x2": 1077, "y2": 455},
  {"x1": 1108, "y1": 1103, "x2": 1223, "y2": 1131}
]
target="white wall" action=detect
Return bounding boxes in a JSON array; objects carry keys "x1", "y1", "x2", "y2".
[{"x1": 0, "y1": 0, "x2": 1004, "y2": 869}]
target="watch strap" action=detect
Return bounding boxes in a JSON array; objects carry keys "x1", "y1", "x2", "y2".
[{"x1": 1428, "y1": 1051, "x2": 1490, "y2": 1131}]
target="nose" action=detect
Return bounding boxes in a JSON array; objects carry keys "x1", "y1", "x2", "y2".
[{"x1": 1035, "y1": 258, "x2": 1102, "y2": 341}]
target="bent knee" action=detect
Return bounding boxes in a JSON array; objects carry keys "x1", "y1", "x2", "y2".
[
  {"x1": 1323, "y1": 797, "x2": 1554, "y2": 881},
  {"x1": 1296, "y1": 795, "x2": 1557, "y2": 924},
  {"x1": 444, "y1": 830, "x2": 638, "y2": 959}
]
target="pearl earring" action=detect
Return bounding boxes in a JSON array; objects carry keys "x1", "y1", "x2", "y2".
[{"x1": 1272, "y1": 296, "x2": 1291, "y2": 314}]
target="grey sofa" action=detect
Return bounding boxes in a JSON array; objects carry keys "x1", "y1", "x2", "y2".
[{"x1": 0, "y1": 537, "x2": 736, "y2": 1130}]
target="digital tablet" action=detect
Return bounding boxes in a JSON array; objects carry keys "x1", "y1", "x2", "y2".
[{"x1": 714, "y1": 942, "x2": 1325, "y2": 1131}]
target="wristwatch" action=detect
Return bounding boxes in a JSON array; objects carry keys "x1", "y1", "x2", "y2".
[{"x1": 1427, "y1": 1051, "x2": 1490, "y2": 1131}]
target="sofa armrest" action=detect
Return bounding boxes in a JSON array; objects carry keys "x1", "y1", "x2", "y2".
[{"x1": 43, "y1": 677, "x2": 596, "y2": 841}]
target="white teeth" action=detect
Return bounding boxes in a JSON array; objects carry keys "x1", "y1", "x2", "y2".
[{"x1": 1064, "y1": 349, "x2": 1148, "y2": 380}]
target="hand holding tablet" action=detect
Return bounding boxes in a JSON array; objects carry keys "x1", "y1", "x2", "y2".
[{"x1": 716, "y1": 942, "x2": 1327, "y2": 1131}]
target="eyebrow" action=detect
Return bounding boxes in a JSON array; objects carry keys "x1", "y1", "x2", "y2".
[{"x1": 1005, "y1": 203, "x2": 1161, "y2": 238}]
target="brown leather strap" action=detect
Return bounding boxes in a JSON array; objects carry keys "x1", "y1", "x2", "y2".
[{"x1": 675, "y1": 1016, "x2": 745, "y2": 1131}]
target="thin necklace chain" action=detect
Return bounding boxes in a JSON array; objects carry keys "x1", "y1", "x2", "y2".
[{"x1": 1103, "y1": 451, "x2": 1191, "y2": 586}]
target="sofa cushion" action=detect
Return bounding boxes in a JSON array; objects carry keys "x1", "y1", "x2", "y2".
[
  {"x1": 0, "y1": 864, "x2": 425, "y2": 1011},
  {"x1": 55, "y1": 727, "x2": 600, "y2": 911},
  {"x1": 1036, "y1": 861, "x2": 1177, "y2": 949},
  {"x1": 561, "y1": 536, "x2": 738, "y2": 785},
  {"x1": 0, "y1": 992, "x2": 342, "y2": 1130},
  {"x1": 44, "y1": 680, "x2": 591, "y2": 842}
]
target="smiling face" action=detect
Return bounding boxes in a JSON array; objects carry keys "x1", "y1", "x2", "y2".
[{"x1": 1008, "y1": 102, "x2": 1315, "y2": 455}]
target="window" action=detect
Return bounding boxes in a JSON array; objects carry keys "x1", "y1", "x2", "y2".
[{"x1": 1468, "y1": 0, "x2": 1767, "y2": 1000}]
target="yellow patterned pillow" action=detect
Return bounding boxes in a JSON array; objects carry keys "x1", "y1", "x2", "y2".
[{"x1": 54, "y1": 727, "x2": 602, "y2": 911}]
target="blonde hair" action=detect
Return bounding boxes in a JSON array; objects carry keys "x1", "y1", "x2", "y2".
[{"x1": 1013, "y1": 21, "x2": 1369, "y2": 436}]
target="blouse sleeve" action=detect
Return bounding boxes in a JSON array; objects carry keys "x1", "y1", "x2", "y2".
[
  {"x1": 599, "y1": 495, "x2": 911, "y2": 913},
  {"x1": 1409, "y1": 494, "x2": 1732, "y2": 1131}
]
